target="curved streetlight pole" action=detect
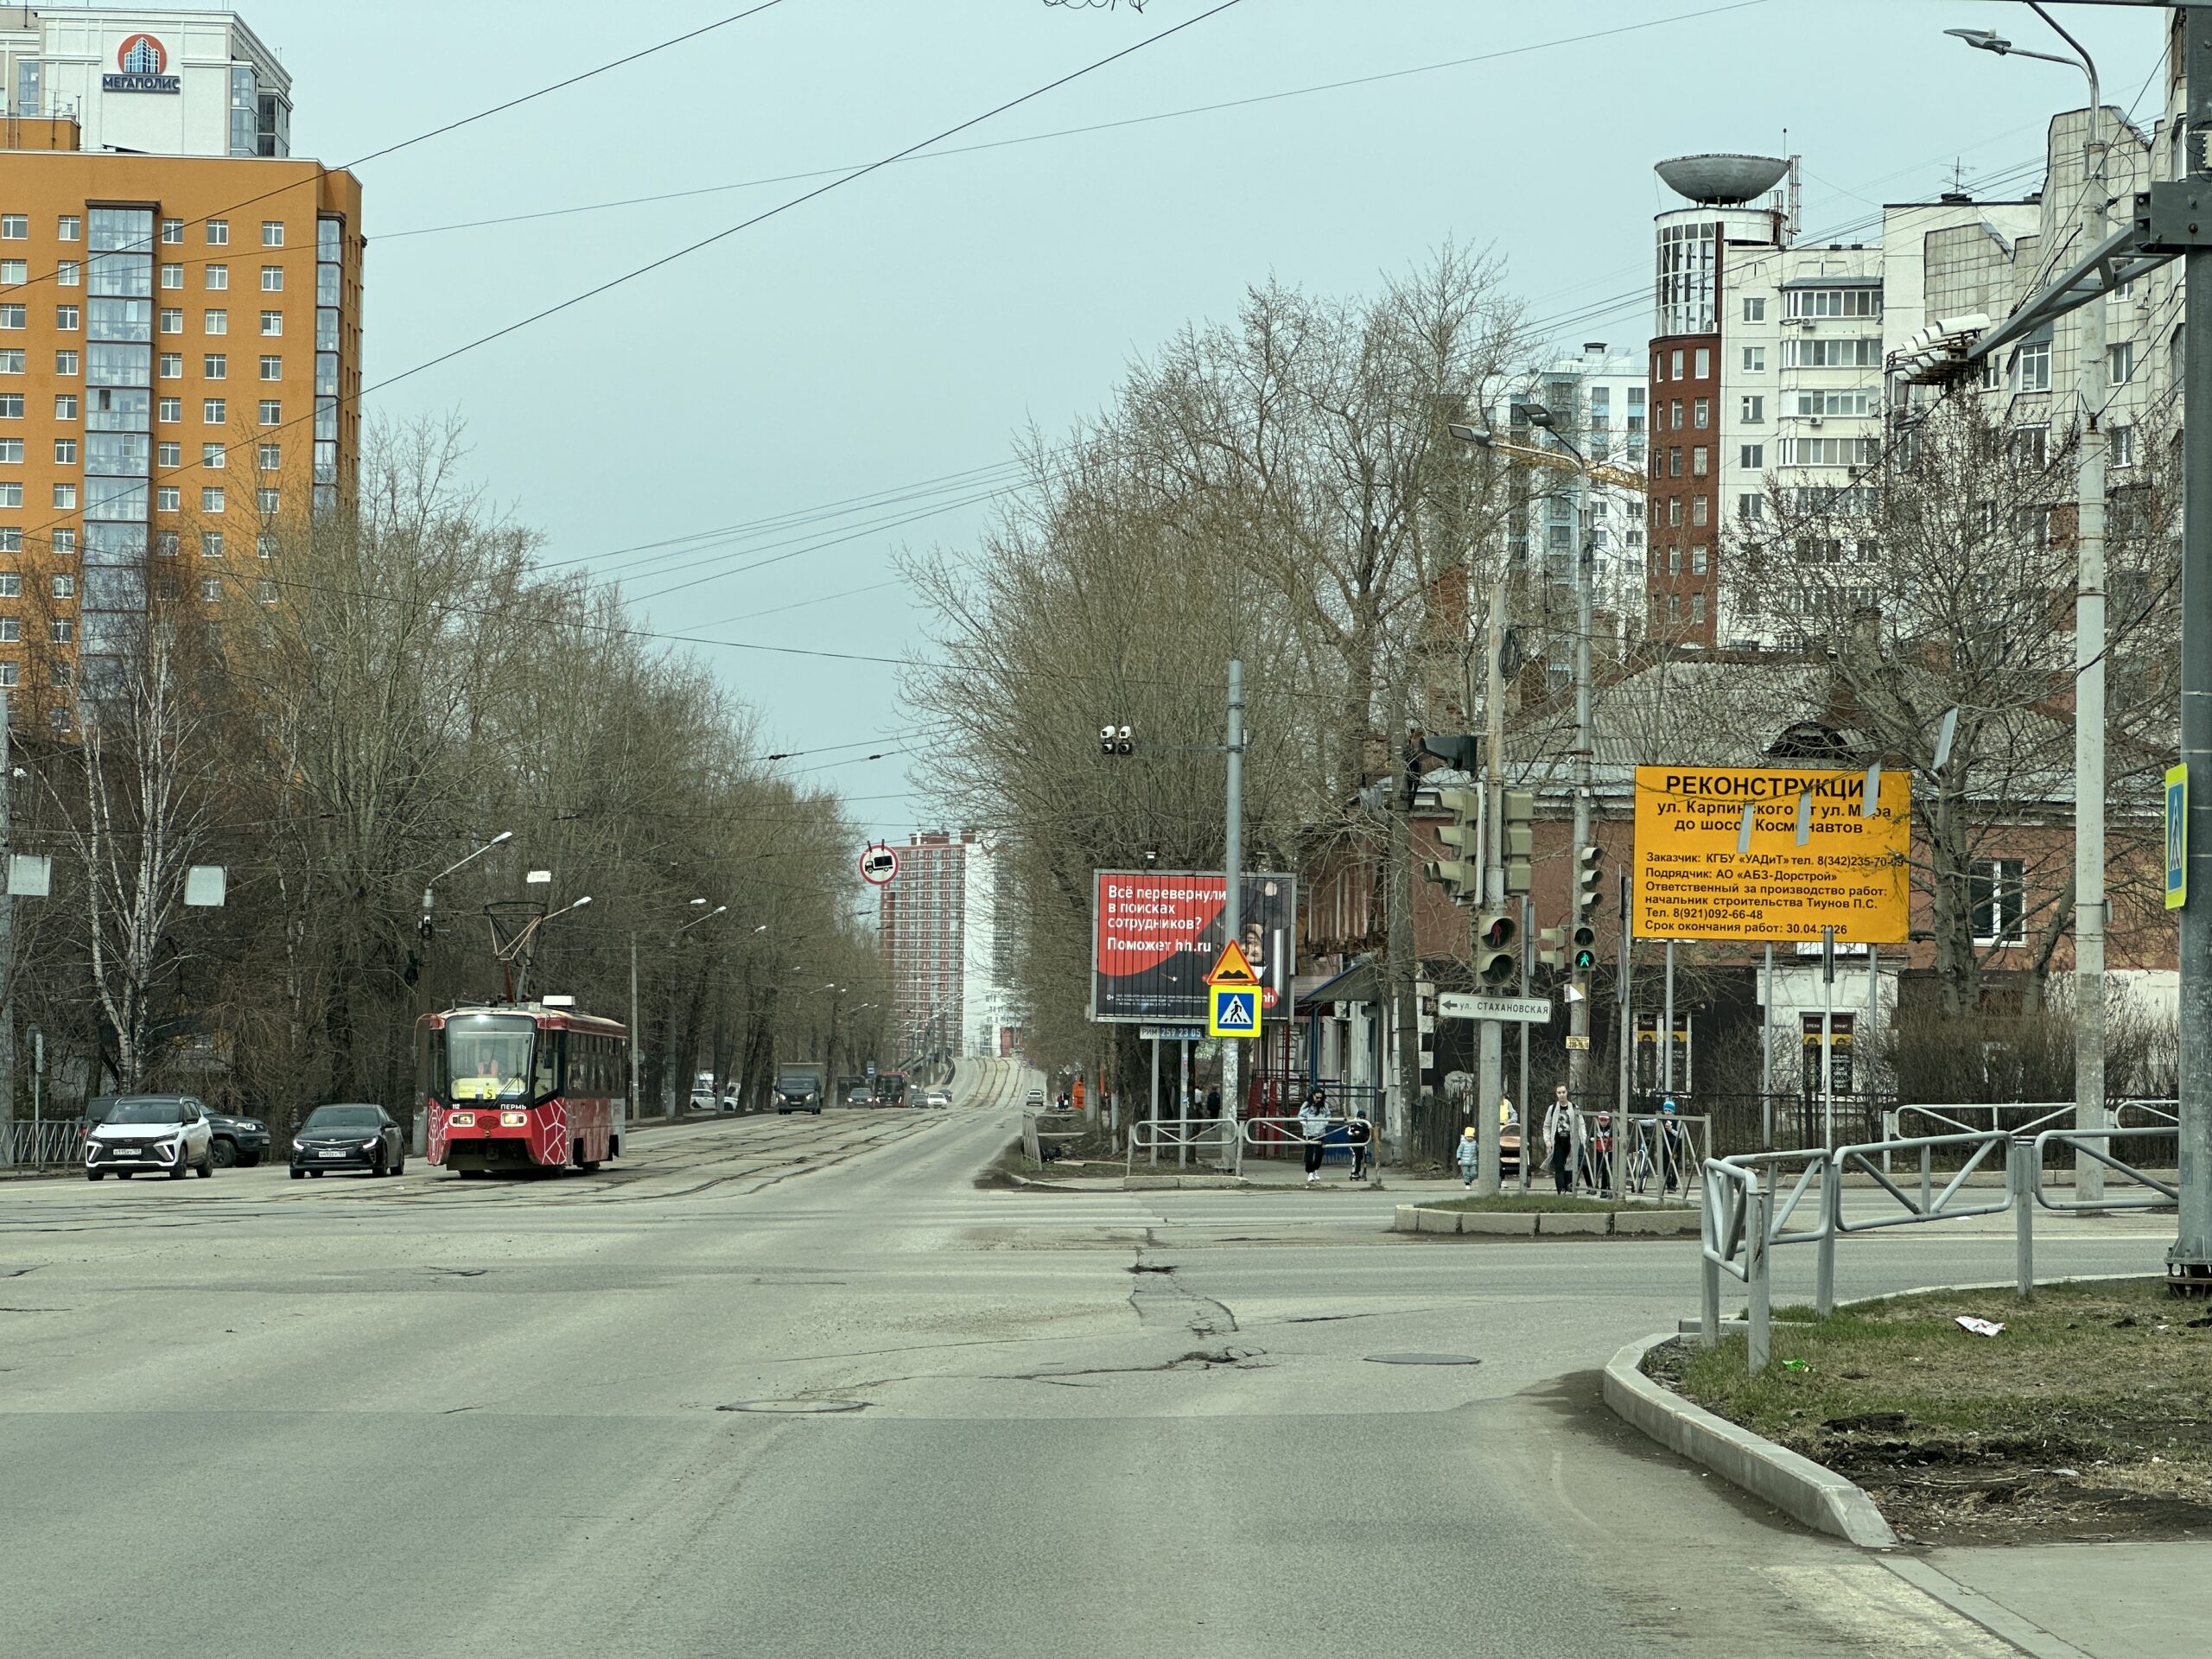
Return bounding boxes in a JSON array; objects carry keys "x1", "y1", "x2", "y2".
[{"x1": 410, "y1": 829, "x2": 512, "y2": 1154}]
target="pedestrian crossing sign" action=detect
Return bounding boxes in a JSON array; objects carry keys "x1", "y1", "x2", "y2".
[{"x1": 1209, "y1": 984, "x2": 1260, "y2": 1038}]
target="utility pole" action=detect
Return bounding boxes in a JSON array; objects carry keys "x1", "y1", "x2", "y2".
[
  {"x1": 1388, "y1": 735, "x2": 1422, "y2": 1167},
  {"x1": 1221, "y1": 658, "x2": 1244, "y2": 1141},
  {"x1": 1570, "y1": 512, "x2": 1595, "y2": 1102},
  {"x1": 2177, "y1": 7, "x2": 2212, "y2": 1295},
  {"x1": 2071, "y1": 55, "x2": 2110, "y2": 1206}
]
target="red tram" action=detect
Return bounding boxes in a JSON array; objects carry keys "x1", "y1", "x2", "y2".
[{"x1": 423, "y1": 1001, "x2": 628, "y2": 1174}]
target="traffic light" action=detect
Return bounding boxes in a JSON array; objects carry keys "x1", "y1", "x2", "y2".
[
  {"x1": 1501, "y1": 788, "x2": 1535, "y2": 895},
  {"x1": 1099, "y1": 721, "x2": 1135, "y2": 756},
  {"x1": 1476, "y1": 909, "x2": 1519, "y2": 986},
  {"x1": 1573, "y1": 844, "x2": 1603, "y2": 974},
  {"x1": 1423, "y1": 785, "x2": 1481, "y2": 906},
  {"x1": 1536, "y1": 925, "x2": 1567, "y2": 970}
]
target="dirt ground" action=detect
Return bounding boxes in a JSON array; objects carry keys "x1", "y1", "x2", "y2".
[{"x1": 1648, "y1": 1279, "x2": 2212, "y2": 1546}]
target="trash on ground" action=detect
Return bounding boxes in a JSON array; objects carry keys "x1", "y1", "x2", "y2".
[
  {"x1": 1781, "y1": 1357, "x2": 1811, "y2": 1372},
  {"x1": 1955, "y1": 1316, "x2": 2005, "y2": 1338}
]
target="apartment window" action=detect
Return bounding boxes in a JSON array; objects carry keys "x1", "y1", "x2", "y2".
[
  {"x1": 2012, "y1": 424, "x2": 2049, "y2": 470},
  {"x1": 58, "y1": 215, "x2": 79, "y2": 243},
  {"x1": 157, "y1": 486, "x2": 180, "y2": 511},
  {"x1": 51, "y1": 573, "x2": 73, "y2": 599},
  {"x1": 1670, "y1": 348, "x2": 1683, "y2": 378},
  {"x1": 257, "y1": 442, "x2": 280, "y2": 470},
  {"x1": 156, "y1": 531, "x2": 179, "y2": 557},
  {"x1": 1694, "y1": 397, "x2": 1711, "y2": 429},
  {"x1": 0, "y1": 216, "x2": 24, "y2": 239},
  {"x1": 2018, "y1": 337, "x2": 2052, "y2": 391},
  {"x1": 260, "y1": 265, "x2": 283, "y2": 293},
  {"x1": 1668, "y1": 498, "x2": 1683, "y2": 528},
  {"x1": 161, "y1": 263, "x2": 183, "y2": 289},
  {"x1": 1982, "y1": 353, "x2": 2004, "y2": 391},
  {"x1": 202, "y1": 442, "x2": 225, "y2": 470},
  {"x1": 259, "y1": 310, "x2": 283, "y2": 337},
  {"x1": 157, "y1": 441, "x2": 181, "y2": 467},
  {"x1": 1692, "y1": 496, "x2": 1710, "y2": 528},
  {"x1": 0, "y1": 664, "x2": 14, "y2": 688},
  {"x1": 1970, "y1": 857, "x2": 2026, "y2": 944},
  {"x1": 2110, "y1": 423, "x2": 2136, "y2": 467},
  {"x1": 1668, "y1": 592, "x2": 1681, "y2": 622},
  {"x1": 159, "y1": 353, "x2": 181, "y2": 378},
  {"x1": 261, "y1": 220, "x2": 285, "y2": 248},
  {"x1": 1668, "y1": 398, "x2": 1682, "y2": 430},
  {"x1": 1743, "y1": 296, "x2": 1767, "y2": 322},
  {"x1": 162, "y1": 219, "x2": 183, "y2": 245},
  {"x1": 1742, "y1": 346, "x2": 1765, "y2": 373},
  {"x1": 207, "y1": 219, "x2": 230, "y2": 246},
  {"x1": 48, "y1": 617, "x2": 72, "y2": 642},
  {"x1": 1785, "y1": 286, "x2": 1882, "y2": 319},
  {"x1": 1692, "y1": 446, "x2": 1709, "y2": 477},
  {"x1": 53, "y1": 394, "x2": 74, "y2": 420},
  {"x1": 0, "y1": 259, "x2": 25, "y2": 284},
  {"x1": 0, "y1": 573, "x2": 16, "y2": 595},
  {"x1": 1778, "y1": 435, "x2": 1880, "y2": 467},
  {"x1": 258, "y1": 354, "x2": 282, "y2": 381},
  {"x1": 50, "y1": 528, "x2": 73, "y2": 556},
  {"x1": 1691, "y1": 544, "x2": 1709, "y2": 575},
  {"x1": 0, "y1": 352, "x2": 19, "y2": 374},
  {"x1": 206, "y1": 264, "x2": 229, "y2": 290},
  {"x1": 0, "y1": 305, "x2": 24, "y2": 329},
  {"x1": 1795, "y1": 390, "x2": 1876, "y2": 417},
  {"x1": 1738, "y1": 492, "x2": 1765, "y2": 520},
  {"x1": 46, "y1": 706, "x2": 67, "y2": 731},
  {"x1": 0, "y1": 438, "x2": 16, "y2": 463},
  {"x1": 201, "y1": 486, "x2": 225, "y2": 513},
  {"x1": 1740, "y1": 395, "x2": 1764, "y2": 425},
  {"x1": 54, "y1": 304, "x2": 77, "y2": 331},
  {"x1": 48, "y1": 662, "x2": 69, "y2": 688},
  {"x1": 160, "y1": 308, "x2": 182, "y2": 334},
  {"x1": 0, "y1": 395, "x2": 18, "y2": 418},
  {"x1": 200, "y1": 531, "x2": 225, "y2": 558},
  {"x1": 200, "y1": 576, "x2": 222, "y2": 602},
  {"x1": 203, "y1": 353, "x2": 227, "y2": 379},
  {"x1": 0, "y1": 484, "x2": 18, "y2": 506},
  {"x1": 257, "y1": 578, "x2": 278, "y2": 604},
  {"x1": 1782, "y1": 336, "x2": 1883, "y2": 369},
  {"x1": 52, "y1": 438, "x2": 73, "y2": 465},
  {"x1": 56, "y1": 260, "x2": 79, "y2": 289},
  {"x1": 202, "y1": 398, "x2": 226, "y2": 423},
  {"x1": 0, "y1": 619, "x2": 15, "y2": 642},
  {"x1": 51, "y1": 483, "x2": 74, "y2": 509},
  {"x1": 203, "y1": 309, "x2": 227, "y2": 335},
  {"x1": 1668, "y1": 448, "x2": 1683, "y2": 477},
  {"x1": 257, "y1": 399, "x2": 281, "y2": 424},
  {"x1": 1668, "y1": 546, "x2": 1681, "y2": 575},
  {"x1": 2108, "y1": 341, "x2": 2135, "y2": 385},
  {"x1": 1691, "y1": 593, "x2": 1707, "y2": 624},
  {"x1": 1694, "y1": 347, "x2": 1712, "y2": 378},
  {"x1": 256, "y1": 486, "x2": 278, "y2": 513}
]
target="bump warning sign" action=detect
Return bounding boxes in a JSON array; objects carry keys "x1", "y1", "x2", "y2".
[{"x1": 1632, "y1": 766, "x2": 1910, "y2": 944}]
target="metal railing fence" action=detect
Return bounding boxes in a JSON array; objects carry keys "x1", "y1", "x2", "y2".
[
  {"x1": 1127, "y1": 1116, "x2": 1236, "y2": 1173},
  {"x1": 2, "y1": 1120, "x2": 87, "y2": 1168}
]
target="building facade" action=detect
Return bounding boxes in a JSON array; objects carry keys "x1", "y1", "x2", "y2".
[
  {"x1": 879, "y1": 829, "x2": 1014, "y2": 1068},
  {"x1": 2, "y1": 7, "x2": 292, "y2": 159},
  {"x1": 0, "y1": 10, "x2": 359, "y2": 721}
]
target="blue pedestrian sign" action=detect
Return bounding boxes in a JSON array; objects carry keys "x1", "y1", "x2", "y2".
[
  {"x1": 2168, "y1": 764, "x2": 2189, "y2": 911},
  {"x1": 1208, "y1": 985, "x2": 1259, "y2": 1039}
]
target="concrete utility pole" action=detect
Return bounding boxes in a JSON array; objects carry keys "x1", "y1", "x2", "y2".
[
  {"x1": 2177, "y1": 7, "x2": 2212, "y2": 1293},
  {"x1": 1570, "y1": 498, "x2": 1596, "y2": 1103},
  {"x1": 1477, "y1": 582, "x2": 1505, "y2": 1197},
  {"x1": 1221, "y1": 658, "x2": 1244, "y2": 1141},
  {"x1": 1388, "y1": 747, "x2": 1422, "y2": 1166}
]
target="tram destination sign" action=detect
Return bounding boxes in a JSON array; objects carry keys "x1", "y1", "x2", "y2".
[{"x1": 1632, "y1": 766, "x2": 1910, "y2": 944}]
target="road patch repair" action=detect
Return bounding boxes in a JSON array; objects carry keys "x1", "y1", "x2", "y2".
[
  {"x1": 1395, "y1": 1197, "x2": 1700, "y2": 1236},
  {"x1": 1616, "y1": 1278, "x2": 2212, "y2": 1548}
]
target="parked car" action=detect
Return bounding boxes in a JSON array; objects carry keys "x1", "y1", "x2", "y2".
[
  {"x1": 84, "y1": 1096, "x2": 215, "y2": 1181},
  {"x1": 204, "y1": 1106, "x2": 270, "y2": 1167},
  {"x1": 290, "y1": 1103, "x2": 406, "y2": 1179}
]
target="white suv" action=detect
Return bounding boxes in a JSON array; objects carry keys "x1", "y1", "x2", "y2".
[{"x1": 85, "y1": 1096, "x2": 216, "y2": 1181}]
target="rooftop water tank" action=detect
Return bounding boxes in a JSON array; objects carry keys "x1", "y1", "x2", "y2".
[{"x1": 1655, "y1": 154, "x2": 1790, "y2": 206}]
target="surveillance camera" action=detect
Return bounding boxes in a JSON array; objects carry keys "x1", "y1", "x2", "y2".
[{"x1": 1100, "y1": 725, "x2": 1116, "y2": 741}]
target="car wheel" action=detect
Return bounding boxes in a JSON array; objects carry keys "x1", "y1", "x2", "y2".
[
  {"x1": 86, "y1": 1169, "x2": 102, "y2": 1181},
  {"x1": 310, "y1": 1169, "x2": 324, "y2": 1178},
  {"x1": 195, "y1": 1150, "x2": 213, "y2": 1178},
  {"x1": 371, "y1": 1148, "x2": 387, "y2": 1179},
  {"x1": 117, "y1": 1170, "x2": 134, "y2": 1180},
  {"x1": 168, "y1": 1155, "x2": 189, "y2": 1180},
  {"x1": 209, "y1": 1137, "x2": 238, "y2": 1169},
  {"x1": 394, "y1": 1156, "x2": 405, "y2": 1176},
  {"x1": 289, "y1": 1167, "x2": 305, "y2": 1179}
]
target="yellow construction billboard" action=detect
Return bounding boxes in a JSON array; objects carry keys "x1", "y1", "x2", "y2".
[{"x1": 1633, "y1": 766, "x2": 1911, "y2": 944}]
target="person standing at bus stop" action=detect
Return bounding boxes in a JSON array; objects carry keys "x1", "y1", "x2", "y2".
[
  {"x1": 1543, "y1": 1084, "x2": 1578, "y2": 1196},
  {"x1": 1298, "y1": 1088, "x2": 1330, "y2": 1186}
]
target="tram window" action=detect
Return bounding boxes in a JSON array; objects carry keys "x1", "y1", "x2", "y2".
[
  {"x1": 448, "y1": 1020, "x2": 531, "y2": 1101},
  {"x1": 534, "y1": 1033, "x2": 561, "y2": 1100}
]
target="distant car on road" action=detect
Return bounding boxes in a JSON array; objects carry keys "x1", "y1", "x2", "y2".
[
  {"x1": 290, "y1": 1103, "x2": 406, "y2": 1179},
  {"x1": 924, "y1": 1088, "x2": 951, "y2": 1109},
  {"x1": 84, "y1": 1096, "x2": 215, "y2": 1181},
  {"x1": 1024, "y1": 1087, "x2": 1046, "y2": 1108}
]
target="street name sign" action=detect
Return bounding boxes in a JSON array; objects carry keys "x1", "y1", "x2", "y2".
[
  {"x1": 1438, "y1": 992, "x2": 1552, "y2": 1022},
  {"x1": 1208, "y1": 984, "x2": 1260, "y2": 1038},
  {"x1": 1632, "y1": 766, "x2": 1910, "y2": 944}
]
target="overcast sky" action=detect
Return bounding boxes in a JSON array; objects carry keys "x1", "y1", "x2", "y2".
[{"x1": 235, "y1": 0, "x2": 2167, "y2": 839}]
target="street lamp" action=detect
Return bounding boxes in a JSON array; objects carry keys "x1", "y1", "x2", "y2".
[
  {"x1": 1948, "y1": 3, "x2": 2110, "y2": 1204},
  {"x1": 420, "y1": 830, "x2": 512, "y2": 938}
]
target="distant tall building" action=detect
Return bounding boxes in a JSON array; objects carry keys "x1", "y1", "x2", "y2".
[{"x1": 0, "y1": 10, "x2": 361, "y2": 720}]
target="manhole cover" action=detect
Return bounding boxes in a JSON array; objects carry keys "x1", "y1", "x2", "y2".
[
  {"x1": 715, "y1": 1399, "x2": 868, "y2": 1414},
  {"x1": 1363, "y1": 1352, "x2": 1481, "y2": 1367}
]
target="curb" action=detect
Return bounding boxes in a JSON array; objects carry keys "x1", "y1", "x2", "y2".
[
  {"x1": 1600, "y1": 1332, "x2": 1899, "y2": 1550},
  {"x1": 1390, "y1": 1204, "x2": 1700, "y2": 1236}
]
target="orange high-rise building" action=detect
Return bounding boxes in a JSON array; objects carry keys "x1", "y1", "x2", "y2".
[{"x1": 0, "y1": 10, "x2": 360, "y2": 727}]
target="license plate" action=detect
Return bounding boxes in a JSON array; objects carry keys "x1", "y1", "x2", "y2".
[{"x1": 317, "y1": 1150, "x2": 342, "y2": 1159}]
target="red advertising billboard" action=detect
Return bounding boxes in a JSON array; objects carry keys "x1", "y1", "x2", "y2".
[{"x1": 1090, "y1": 870, "x2": 1297, "y2": 1025}]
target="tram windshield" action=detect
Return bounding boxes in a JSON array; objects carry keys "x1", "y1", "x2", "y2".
[{"x1": 444, "y1": 1014, "x2": 537, "y2": 1102}]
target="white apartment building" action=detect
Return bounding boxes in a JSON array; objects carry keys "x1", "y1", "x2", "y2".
[{"x1": 0, "y1": 7, "x2": 290, "y2": 158}]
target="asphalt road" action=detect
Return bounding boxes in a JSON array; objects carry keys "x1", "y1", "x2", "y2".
[{"x1": 0, "y1": 1057, "x2": 2175, "y2": 1657}]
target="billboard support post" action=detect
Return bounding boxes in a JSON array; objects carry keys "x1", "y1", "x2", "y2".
[{"x1": 1222, "y1": 659, "x2": 1245, "y2": 1133}]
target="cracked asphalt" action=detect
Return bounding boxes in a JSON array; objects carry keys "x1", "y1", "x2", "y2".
[{"x1": 0, "y1": 1057, "x2": 2178, "y2": 1657}]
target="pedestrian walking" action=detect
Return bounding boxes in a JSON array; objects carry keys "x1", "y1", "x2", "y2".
[
  {"x1": 1205, "y1": 1084, "x2": 1222, "y2": 1119},
  {"x1": 1588, "y1": 1111, "x2": 1615, "y2": 1194},
  {"x1": 1542, "y1": 1084, "x2": 1578, "y2": 1196},
  {"x1": 1657, "y1": 1096, "x2": 1686, "y2": 1193},
  {"x1": 1347, "y1": 1110, "x2": 1373, "y2": 1182},
  {"x1": 1297, "y1": 1088, "x2": 1330, "y2": 1186},
  {"x1": 1455, "y1": 1124, "x2": 1478, "y2": 1189}
]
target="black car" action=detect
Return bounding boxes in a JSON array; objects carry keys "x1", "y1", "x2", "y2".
[
  {"x1": 289, "y1": 1103, "x2": 405, "y2": 1179},
  {"x1": 204, "y1": 1106, "x2": 270, "y2": 1167}
]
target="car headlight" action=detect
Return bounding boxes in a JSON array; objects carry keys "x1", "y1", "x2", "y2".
[
  {"x1": 292, "y1": 1138, "x2": 307, "y2": 1151},
  {"x1": 362, "y1": 1139, "x2": 380, "y2": 1151}
]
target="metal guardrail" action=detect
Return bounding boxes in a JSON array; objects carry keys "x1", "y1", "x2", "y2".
[
  {"x1": 1127, "y1": 1116, "x2": 1236, "y2": 1173},
  {"x1": 2, "y1": 1120, "x2": 86, "y2": 1167},
  {"x1": 1698, "y1": 1122, "x2": 2180, "y2": 1376}
]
